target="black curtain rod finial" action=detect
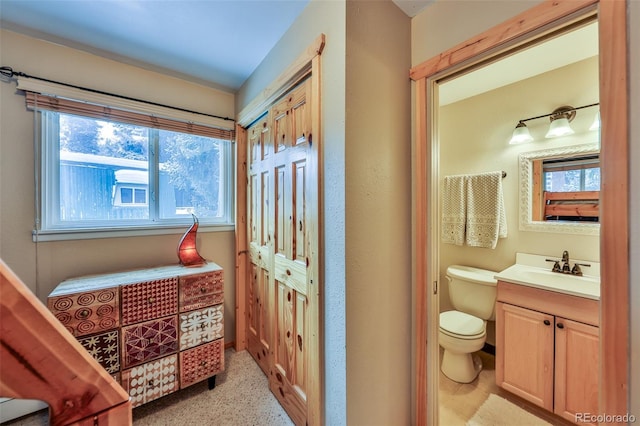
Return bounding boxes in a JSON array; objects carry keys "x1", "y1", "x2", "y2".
[{"x1": 0, "y1": 66, "x2": 16, "y2": 79}]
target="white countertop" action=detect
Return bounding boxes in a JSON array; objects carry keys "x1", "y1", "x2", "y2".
[{"x1": 495, "y1": 253, "x2": 600, "y2": 300}]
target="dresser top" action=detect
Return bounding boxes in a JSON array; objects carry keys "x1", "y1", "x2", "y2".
[{"x1": 50, "y1": 262, "x2": 222, "y2": 296}]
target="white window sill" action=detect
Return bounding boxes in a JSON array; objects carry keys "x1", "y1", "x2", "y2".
[{"x1": 32, "y1": 224, "x2": 235, "y2": 242}]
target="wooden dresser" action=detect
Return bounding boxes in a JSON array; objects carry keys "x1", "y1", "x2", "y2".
[{"x1": 47, "y1": 263, "x2": 224, "y2": 408}]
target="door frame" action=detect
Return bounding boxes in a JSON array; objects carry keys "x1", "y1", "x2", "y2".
[
  {"x1": 235, "y1": 34, "x2": 325, "y2": 426},
  {"x1": 410, "y1": 1, "x2": 628, "y2": 424}
]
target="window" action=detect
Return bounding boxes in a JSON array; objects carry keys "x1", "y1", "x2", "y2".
[
  {"x1": 542, "y1": 155, "x2": 600, "y2": 222},
  {"x1": 37, "y1": 109, "x2": 234, "y2": 236},
  {"x1": 543, "y1": 155, "x2": 600, "y2": 192}
]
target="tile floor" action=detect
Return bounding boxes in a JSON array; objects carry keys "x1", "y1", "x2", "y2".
[{"x1": 438, "y1": 349, "x2": 574, "y2": 425}]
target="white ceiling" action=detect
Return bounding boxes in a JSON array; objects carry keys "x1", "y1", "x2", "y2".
[
  {"x1": 0, "y1": 0, "x2": 432, "y2": 92},
  {"x1": 0, "y1": 0, "x2": 594, "y2": 97},
  {"x1": 0, "y1": 0, "x2": 312, "y2": 91},
  {"x1": 391, "y1": 0, "x2": 434, "y2": 17}
]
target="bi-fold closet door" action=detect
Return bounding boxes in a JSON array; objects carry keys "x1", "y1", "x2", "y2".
[{"x1": 245, "y1": 77, "x2": 315, "y2": 426}]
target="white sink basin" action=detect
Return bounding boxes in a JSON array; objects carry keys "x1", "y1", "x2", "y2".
[{"x1": 495, "y1": 255, "x2": 600, "y2": 300}]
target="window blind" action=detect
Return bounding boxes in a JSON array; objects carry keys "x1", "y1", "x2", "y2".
[
  {"x1": 542, "y1": 155, "x2": 600, "y2": 172},
  {"x1": 26, "y1": 92, "x2": 234, "y2": 140}
]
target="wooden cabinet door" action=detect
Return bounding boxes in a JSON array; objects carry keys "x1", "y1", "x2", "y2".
[
  {"x1": 554, "y1": 318, "x2": 599, "y2": 425},
  {"x1": 496, "y1": 302, "x2": 554, "y2": 410}
]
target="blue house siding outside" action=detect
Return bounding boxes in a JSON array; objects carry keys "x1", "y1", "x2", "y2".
[{"x1": 59, "y1": 152, "x2": 183, "y2": 221}]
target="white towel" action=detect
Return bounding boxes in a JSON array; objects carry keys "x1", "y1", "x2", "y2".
[
  {"x1": 465, "y1": 171, "x2": 507, "y2": 249},
  {"x1": 441, "y1": 175, "x2": 466, "y2": 245}
]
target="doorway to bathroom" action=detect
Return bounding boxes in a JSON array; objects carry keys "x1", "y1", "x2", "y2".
[
  {"x1": 437, "y1": 18, "x2": 600, "y2": 425},
  {"x1": 410, "y1": 1, "x2": 629, "y2": 425}
]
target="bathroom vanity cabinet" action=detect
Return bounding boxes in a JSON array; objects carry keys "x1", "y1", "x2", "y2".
[
  {"x1": 495, "y1": 280, "x2": 599, "y2": 425},
  {"x1": 47, "y1": 263, "x2": 225, "y2": 408}
]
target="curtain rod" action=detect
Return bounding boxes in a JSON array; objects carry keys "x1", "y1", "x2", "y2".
[{"x1": 0, "y1": 66, "x2": 235, "y2": 123}]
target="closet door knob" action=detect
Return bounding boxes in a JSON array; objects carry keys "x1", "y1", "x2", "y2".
[
  {"x1": 557, "y1": 323, "x2": 564, "y2": 329},
  {"x1": 543, "y1": 319, "x2": 550, "y2": 326}
]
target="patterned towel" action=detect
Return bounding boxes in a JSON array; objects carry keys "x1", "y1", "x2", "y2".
[
  {"x1": 465, "y1": 171, "x2": 507, "y2": 249},
  {"x1": 441, "y1": 175, "x2": 466, "y2": 245}
]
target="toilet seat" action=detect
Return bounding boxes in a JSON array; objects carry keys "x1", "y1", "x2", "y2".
[{"x1": 439, "y1": 310, "x2": 485, "y2": 339}]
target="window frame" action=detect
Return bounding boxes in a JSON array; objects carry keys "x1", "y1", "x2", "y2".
[
  {"x1": 542, "y1": 154, "x2": 600, "y2": 193},
  {"x1": 34, "y1": 109, "x2": 235, "y2": 242}
]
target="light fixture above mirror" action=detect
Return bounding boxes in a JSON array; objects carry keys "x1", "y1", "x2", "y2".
[
  {"x1": 509, "y1": 121, "x2": 534, "y2": 144},
  {"x1": 508, "y1": 102, "x2": 599, "y2": 144},
  {"x1": 545, "y1": 105, "x2": 576, "y2": 138}
]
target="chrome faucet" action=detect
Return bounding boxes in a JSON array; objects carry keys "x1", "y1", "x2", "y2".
[{"x1": 545, "y1": 250, "x2": 591, "y2": 276}]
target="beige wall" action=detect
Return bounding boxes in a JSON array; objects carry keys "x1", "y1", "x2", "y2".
[
  {"x1": 238, "y1": 0, "x2": 349, "y2": 422},
  {"x1": 438, "y1": 57, "x2": 600, "y2": 317},
  {"x1": 0, "y1": 30, "x2": 238, "y2": 339},
  {"x1": 413, "y1": 0, "x2": 639, "y2": 419},
  {"x1": 238, "y1": 0, "x2": 412, "y2": 424},
  {"x1": 345, "y1": 1, "x2": 411, "y2": 424},
  {"x1": 411, "y1": 0, "x2": 540, "y2": 65},
  {"x1": 2, "y1": 0, "x2": 637, "y2": 421}
]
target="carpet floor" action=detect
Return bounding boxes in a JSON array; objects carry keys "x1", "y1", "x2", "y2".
[{"x1": 2, "y1": 349, "x2": 293, "y2": 426}]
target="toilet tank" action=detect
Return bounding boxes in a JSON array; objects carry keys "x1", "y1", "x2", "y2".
[{"x1": 446, "y1": 265, "x2": 498, "y2": 320}]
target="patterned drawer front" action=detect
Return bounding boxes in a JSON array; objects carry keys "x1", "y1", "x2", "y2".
[
  {"x1": 121, "y1": 278, "x2": 178, "y2": 325},
  {"x1": 122, "y1": 316, "x2": 178, "y2": 368},
  {"x1": 48, "y1": 288, "x2": 119, "y2": 337},
  {"x1": 179, "y1": 271, "x2": 224, "y2": 312},
  {"x1": 121, "y1": 354, "x2": 178, "y2": 408},
  {"x1": 78, "y1": 330, "x2": 120, "y2": 374},
  {"x1": 180, "y1": 339, "x2": 224, "y2": 388},
  {"x1": 179, "y1": 304, "x2": 224, "y2": 350}
]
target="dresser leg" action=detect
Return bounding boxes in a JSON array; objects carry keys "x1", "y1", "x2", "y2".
[{"x1": 208, "y1": 375, "x2": 216, "y2": 390}]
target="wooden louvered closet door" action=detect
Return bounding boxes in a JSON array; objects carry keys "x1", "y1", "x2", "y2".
[{"x1": 246, "y1": 77, "x2": 315, "y2": 425}]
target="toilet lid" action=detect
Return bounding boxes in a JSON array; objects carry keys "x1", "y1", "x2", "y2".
[{"x1": 440, "y1": 311, "x2": 485, "y2": 337}]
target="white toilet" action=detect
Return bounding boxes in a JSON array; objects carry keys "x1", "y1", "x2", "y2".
[{"x1": 439, "y1": 265, "x2": 498, "y2": 383}]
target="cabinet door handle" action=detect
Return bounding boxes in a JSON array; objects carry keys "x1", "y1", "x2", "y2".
[
  {"x1": 557, "y1": 323, "x2": 564, "y2": 329},
  {"x1": 543, "y1": 319, "x2": 550, "y2": 326}
]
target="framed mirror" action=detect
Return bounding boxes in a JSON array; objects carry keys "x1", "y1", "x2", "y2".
[{"x1": 519, "y1": 143, "x2": 600, "y2": 235}]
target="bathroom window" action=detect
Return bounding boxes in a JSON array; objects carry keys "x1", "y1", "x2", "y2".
[
  {"x1": 543, "y1": 155, "x2": 600, "y2": 193},
  {"x1": 542, "y1": 155, "x2": 600, "y2": 222}
]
